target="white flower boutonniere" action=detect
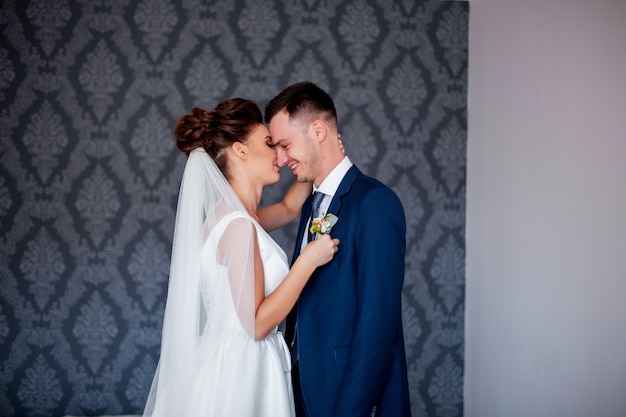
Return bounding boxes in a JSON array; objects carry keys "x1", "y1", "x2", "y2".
[{"x1": 310, "y1": 213, "x2": 338, "y2": 238}]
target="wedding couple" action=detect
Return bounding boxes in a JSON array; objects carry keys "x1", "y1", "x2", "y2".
[{"x1": 143, "y1": 82, "x2": 411, "y2": 417}]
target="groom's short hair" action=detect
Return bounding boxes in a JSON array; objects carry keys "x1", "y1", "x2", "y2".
[{"x1": 265, "y1": 81, "x2": 338, "y2": 130}]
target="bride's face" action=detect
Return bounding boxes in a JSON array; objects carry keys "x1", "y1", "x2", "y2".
[{"x1": 245, "y1": 123, "x2": 280, "y2": 186}]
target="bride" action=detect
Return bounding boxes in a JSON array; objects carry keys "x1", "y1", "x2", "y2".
[{"x1": 142, "y1": 98, "x2": 339, "y2": 417}]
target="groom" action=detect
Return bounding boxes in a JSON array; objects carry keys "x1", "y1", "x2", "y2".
[{"x1": 265, "y1": 82, "x2": 411, "y2": 417}]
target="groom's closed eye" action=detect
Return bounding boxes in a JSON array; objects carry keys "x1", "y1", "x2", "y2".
[{"x1": 271, "y1": 139, "x2": 289, "y2": 150}]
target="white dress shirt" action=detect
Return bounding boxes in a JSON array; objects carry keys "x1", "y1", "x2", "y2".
[{"x1": 301, "y1": 157, "x2": 353, "y2": 250}]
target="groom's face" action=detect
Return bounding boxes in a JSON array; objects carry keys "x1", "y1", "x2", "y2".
[{"x1": 269, "y1": 110, "x2": 319, "y2": 184}]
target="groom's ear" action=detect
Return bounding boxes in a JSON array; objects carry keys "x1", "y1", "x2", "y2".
[{"x1": 310, "y1": 119, "x2": 326, "y2": 142}]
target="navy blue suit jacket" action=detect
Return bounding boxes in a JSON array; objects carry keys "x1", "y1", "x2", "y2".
[{"x1": 289, "y1": 165, "x2": 411, "y2": 417}]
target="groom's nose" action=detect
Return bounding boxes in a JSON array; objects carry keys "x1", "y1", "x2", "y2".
[{"x1": 275, "y1": 147, "x2": 288, "y2": 167}]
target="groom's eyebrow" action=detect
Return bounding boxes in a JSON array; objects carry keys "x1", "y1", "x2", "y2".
[{"x1": 271, "y1": 137, "x2": 285, "y2": 146}]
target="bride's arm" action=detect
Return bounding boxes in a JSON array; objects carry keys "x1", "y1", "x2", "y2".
[
  {"x1": 220, "y1": 217, "x2": 338, "y2": 341},
  {"x1": 253, "y1": 233, "x2": 338, "y2": 340},
  {"x1": 256, "y1": 180, "x2": 312, "y2": 232}
]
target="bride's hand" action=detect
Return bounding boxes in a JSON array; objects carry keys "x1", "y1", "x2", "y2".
[
  {"x1": 338, "y1": 134, "x2": 345, "y2": 155},
  {"x1": 303, "y1": 234, "x2": 340, "y2": 267}
]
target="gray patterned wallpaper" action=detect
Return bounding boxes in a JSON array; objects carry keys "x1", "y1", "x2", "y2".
[{"x1": 0, "y1": 0, "x2": 467, "y2": 416}]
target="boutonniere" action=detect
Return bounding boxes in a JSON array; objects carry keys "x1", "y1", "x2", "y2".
[{"x1": 310, "y1": 213, "x2": 338, "y2": 238}]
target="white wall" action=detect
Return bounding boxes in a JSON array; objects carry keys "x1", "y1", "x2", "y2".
[{"x1": 466, "y1": 1, "x2": 626, "y2": 416}]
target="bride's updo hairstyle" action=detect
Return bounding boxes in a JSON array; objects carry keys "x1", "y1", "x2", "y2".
[{"x1": 174, "y1": 98, "x2": 263, "y2": 177}]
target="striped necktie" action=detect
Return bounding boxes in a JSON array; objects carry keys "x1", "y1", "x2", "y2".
[{"x1": 308, "y1": 191, "x2": 325, "y2": 241}]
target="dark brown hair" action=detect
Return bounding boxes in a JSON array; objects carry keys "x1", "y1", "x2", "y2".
[
  {"x1": 174, "y1": 98, "x2": 263, "y2": 176},
  {"x1": 264, "y1": 81, "x2": 337, "y2": 128}
]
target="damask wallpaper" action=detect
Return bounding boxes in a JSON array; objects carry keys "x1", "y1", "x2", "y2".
[{"x1": 0, "y1": 0, "x2": 467, "y2": 416}]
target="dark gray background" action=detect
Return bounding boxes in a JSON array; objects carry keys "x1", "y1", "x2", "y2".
[{"x1": 0, "y1": 0, "x2": 467, "y2": 416}]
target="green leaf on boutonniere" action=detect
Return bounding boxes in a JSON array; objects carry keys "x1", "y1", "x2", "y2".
[{"x1": 310, "y1": 213, "x2": 338, "y2": 236}]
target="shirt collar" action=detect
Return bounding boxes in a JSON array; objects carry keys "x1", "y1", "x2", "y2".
[{"x1": 314, "y1": 156, "x2": 353, "y2": 197}]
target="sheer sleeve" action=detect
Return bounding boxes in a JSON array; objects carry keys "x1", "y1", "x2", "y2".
[{"x1": 216, "y1": 216, "x2": 257, "y2": 338}]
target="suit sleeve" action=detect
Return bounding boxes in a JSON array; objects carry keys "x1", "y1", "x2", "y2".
[{"x1": 333, "y1": 186, "x2": 407, "y2": 416}]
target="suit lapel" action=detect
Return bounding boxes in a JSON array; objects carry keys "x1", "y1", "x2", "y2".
[
  {"x1": 293, "y1": 193, "x2": 315, "y2": 260},
  {"x1": 327, "y1": 165, "x2": 360, "y2": 217}
]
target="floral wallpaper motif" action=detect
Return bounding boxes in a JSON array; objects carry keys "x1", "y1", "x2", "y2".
[{"x1": 0, "y1": 0, "x2": 467, "y2": 416}]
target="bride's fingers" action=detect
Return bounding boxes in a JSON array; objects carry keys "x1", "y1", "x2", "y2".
[{"x1": 315, "y1": 235, "x2": 339, "y2": 257}]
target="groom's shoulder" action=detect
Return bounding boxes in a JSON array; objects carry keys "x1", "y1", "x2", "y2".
[
  {"x1": 349, "y1": 169, "x2": 402, "y2": 205},
  {"x1": 350, "y1": 167, "x2": 394, "y2": 193}
]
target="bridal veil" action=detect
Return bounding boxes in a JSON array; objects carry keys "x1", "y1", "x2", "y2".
[{"x1": 143, "y1": 148, "x2": 256, "y2": 417}]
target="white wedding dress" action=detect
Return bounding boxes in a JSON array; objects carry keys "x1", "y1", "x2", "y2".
[
  {"x1": 182, "y1": 212, "x2": 294, "y2": 417},
  {"x1": 143, "y1": 149, "x2": 295, "y2": 417}
]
